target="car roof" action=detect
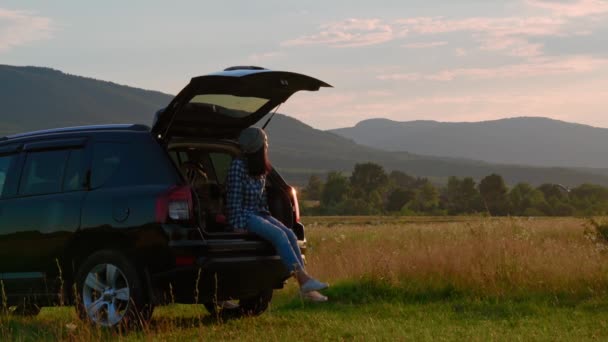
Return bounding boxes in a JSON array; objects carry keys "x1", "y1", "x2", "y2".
[{"x1": 2, "y1": 124, "x2": 150, "y2": 141}]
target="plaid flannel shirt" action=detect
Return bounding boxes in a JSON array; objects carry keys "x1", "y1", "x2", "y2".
[{"x1": 225, "y1": 158, "x2": 269, "y2": 230}]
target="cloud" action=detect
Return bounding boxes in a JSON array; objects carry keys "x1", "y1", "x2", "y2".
[
  {"x1": 366, "y1": 90, "x2": 394, "y2": 97},
  {"x1": 402, "y1": 41, "x2": 447, "y2": 49},
  {"x1": 478, "y1": 37, "x2": 544, "y2": 57},
  {"x1": 281, "y1": 1, "x2": 608, "y2": 58},
  {"x1": 247, "y1": 51, "x2": 286, "y2": 62},
  {"x1": 394, "y1": 16, "x2": 567, "y2": 57},
  {"x1": 526, "y1": 0, "x2": 608, "y2": 17},
  {"x1": 377, "y1": 55, "x2": 608, "y2": 81},
  {"x1": 455, "y1": 48, "x2": 468, "y2": 57},
  {"x1": 282, "y1": 18, "x2": 394, "y2": 48},
  {"x1": 0, "y1": 8, "x2": 53, "y2": 52},
  {"x1": 394, "y1": 16, "x2": 565, "y2": 37}
]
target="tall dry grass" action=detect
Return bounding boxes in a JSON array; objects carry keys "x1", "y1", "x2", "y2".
[{"x1": 304, "y1": 217, "x2": 608, "y2": 298}]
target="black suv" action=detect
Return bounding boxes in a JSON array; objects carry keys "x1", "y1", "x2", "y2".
[{"x1": 0, "y1": 67, "x2": 331, "y2": 327}]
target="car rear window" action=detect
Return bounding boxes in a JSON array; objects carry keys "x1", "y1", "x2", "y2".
[
  {"x1": 91, "y1": 142, "x2": 125, "y2": 188},
  {"x1": 189, "y1": 95, "x2": 269, "y2": 118}
]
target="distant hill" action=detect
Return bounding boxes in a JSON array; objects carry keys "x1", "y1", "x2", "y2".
[
  {"x1": 266, "y1": 115, "x2": 608, "y2": 186},
  {"x1": 330, "y1": 117, "x2": 608, "y2": 169},
  {"x1": 0, "y1": 64, "x2": 172, "y2": 135},
  {"x1": 3, "y1": 64, "x2": 608, "y2": 187}
]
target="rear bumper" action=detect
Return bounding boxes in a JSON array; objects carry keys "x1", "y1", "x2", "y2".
[{"x1": 151, "y1": 240, "x2": 294, "y2": 303}]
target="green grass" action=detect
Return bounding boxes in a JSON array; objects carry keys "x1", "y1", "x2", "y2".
[
  {"x1": 3, "y1": 216, "x2": 608, "y2": 341},
  {"x1": 4, "y1": 281, "x2": 608, "y2": 341}
]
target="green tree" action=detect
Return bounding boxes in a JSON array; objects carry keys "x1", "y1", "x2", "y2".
[
  {"x1": 411, "y1": 181, "x2": 439, "y2": 213},
  {"x1": 479, "y1": 174, "x2": 509, "y2": 216},
  {"x1": 570, "y1": 184, "x2": 608, "y2": 215},
  {"x1": 535, "y1": 184, "x2": 573, "y2": 216},
  {"x1": 445, "y1": 176, "x2": 462, "y2": 215},
  {"x1": 386, "y1": 188, "x2": 415, "y2": 212},
  {"x1": 302, "y1": 175, "x2": 324, "y2": 200},
  {"x1": 509, "y1": 183, "x2": 547, "y2": 216},
  {"x1": 461, "y1": 177, "x2": 482, "y2": 213},
  {"x1": 350, "y1": 162, "x2": 389, "y2": 196},
  {"x1": 388, "y1": 170, "x2": 417, "y2": 189},
  {"x1": 537, "y1": 184, "x2": 568, "y2": 202},
  {"x1": 349, "y1": 162, "x2": 388, "y2": 213},
  {"x1": 445, "y1": 176, "x2": 481, "y2": 214},
  {"x1": 320, "y1": 171, "x2": 350, "y2": 207}
]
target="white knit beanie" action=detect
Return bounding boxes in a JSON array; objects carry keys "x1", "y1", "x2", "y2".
[{"x1": 238, "y1": 127, "x2": 267, "y2": 153}]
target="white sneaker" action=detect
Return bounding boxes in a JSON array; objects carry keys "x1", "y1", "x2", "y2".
[
  {"x1": 301, "y1": 290, "x2": 328, "y2": 302},
  {"x1": 300, "y1": 278, "x2": 329, "y2": 293},
  {"x1": 216, "y1": 301, "x2": 239, "y2": 310}
]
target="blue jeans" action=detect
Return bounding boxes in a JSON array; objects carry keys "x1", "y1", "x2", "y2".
[{"x1": 246, "y1": 214, "x2": 304, "y2": 273}]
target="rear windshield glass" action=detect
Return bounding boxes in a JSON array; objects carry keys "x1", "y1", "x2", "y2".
[{"x1": 189, "y1": 95, "x2": 268, "y2": 118}]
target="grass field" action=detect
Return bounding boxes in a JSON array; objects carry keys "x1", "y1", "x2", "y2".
[{"x1": 3, "y1": 216, "x2": 608, "y2": 341}]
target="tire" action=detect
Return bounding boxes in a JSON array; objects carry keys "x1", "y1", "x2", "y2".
[
  {"x1": 204, "y1": 289, "x2": 273, "y2": 318},
  {"x1": 74, "y1": 250, "x2": 153, "y2": 328}
]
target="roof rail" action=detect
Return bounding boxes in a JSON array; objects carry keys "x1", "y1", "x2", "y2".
[
  {"x1": 6, "y1": 124, "x2": 150, "y2": 140},
  {"x1": 223, "y1": 65, "x2": 267, "y2": 71}
]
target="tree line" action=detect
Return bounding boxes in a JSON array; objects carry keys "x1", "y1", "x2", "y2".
[{"x1": 300, "y1": 162, "x2": 608, "y2": 216}]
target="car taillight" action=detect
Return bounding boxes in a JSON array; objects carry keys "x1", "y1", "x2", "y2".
[
  {"x1": 291, "y1": 187, "x2": 301, "y2": 223},
  {"x1": 156, "y1": 185, "x2": 193, "y2": 223},
  {"x1": 175, "y1": 255, "x2": 196, "y2": 266}
]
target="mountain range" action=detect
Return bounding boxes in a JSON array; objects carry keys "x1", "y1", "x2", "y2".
[
  {"x1": 330, "y1": 117, "x2": 608, "y2": 169},
  {"x1": 0, "y1": 64, "x2": 170, "y2": 135},
  {"x1": 2, "y1": 64, "x2": 608, "y2": 187}
]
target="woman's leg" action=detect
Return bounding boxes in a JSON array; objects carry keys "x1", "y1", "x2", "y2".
[
  {"x1": 264, "y1": 216, "x2": 305, "y2": 267},
  {"x1": 246, "y1": 215, "x2": 303, "y2": 273}
]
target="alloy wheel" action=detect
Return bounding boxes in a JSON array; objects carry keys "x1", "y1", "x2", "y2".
[{"x1": 81, "y1": 263, "x2": 130, "y2": 327}]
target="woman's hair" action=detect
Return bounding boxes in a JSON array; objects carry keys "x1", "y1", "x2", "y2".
[{"x1": 245, "y1": 145, "x2": 272, "y2": 177}]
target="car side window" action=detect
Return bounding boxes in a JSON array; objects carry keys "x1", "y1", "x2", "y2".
[
  {"x1": 19, "y1": 150, "x2": 70, "y2": 196},
  {"x1": 91, "y1": 142, "x2": 124, "y2": 188},
  {"x1": 209, "y1": 153, "x2": 233, "y2": 184},
  {"x1": 63, "y1": 148, "x2": 85, "y2": 191},
  {"x1": 0, "y1": 154, "x2": 16, "y2": 197}
]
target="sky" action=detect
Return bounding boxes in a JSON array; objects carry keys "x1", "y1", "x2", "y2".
[{"x1": 1, "y1": 0, "x2": 608, "y2": 129}]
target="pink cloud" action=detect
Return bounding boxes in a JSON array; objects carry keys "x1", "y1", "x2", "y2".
[
  {"x1": 395, "y1": 16, "x2": 565, "y2": 57},
  {"x1": 402, "y1": 41, "x2": 447, "y2": 49},
  {"x1": 526, "y1": 0, "x2": 608, "y2": 17},
  {"x1": 281, "y1": 1, "x2": 607, "y2": 57},
  {"x1": 366, "y1": 90, "x2": 394, "y2": 97},
  {"x1": 478, "y1": 37, "x2": 544, "y2": 57},
  {"x1": 377, "y1": 55, "x2": 608, "y2": 81},
  {"x1": 455, "y1": 48, "x2": 468, "y2": 57},
  {"x1": 0, "y1": 8, "x2": 53, "y2": 52},
  {"x1": 282, "y1": 18, "x2": 393, "y2": 48},
  {"x1": 395, "y1": 16, "x2": 564, "y2": 37},
  {"x1": 282, "y1": 15, "x2": 565, "y2": 56},
  {"x1": 247, "y1": 51, "x2": 286, "y2": 62}
]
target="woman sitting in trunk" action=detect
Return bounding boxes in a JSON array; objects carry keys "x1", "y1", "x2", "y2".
[{"x1": 226, "y1": 127, "x2": 328, "y2": 302}]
